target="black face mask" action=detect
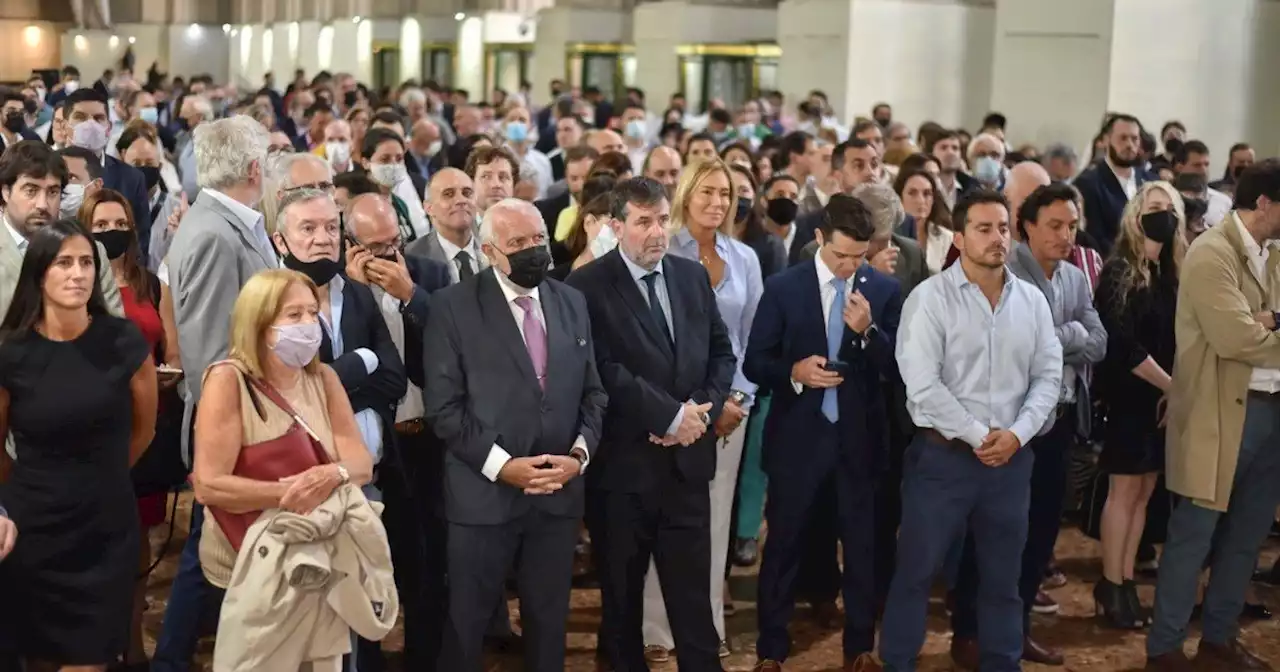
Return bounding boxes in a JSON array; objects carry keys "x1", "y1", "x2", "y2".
[
  {"x1": 735, "y1": 197, "x2": 752, "y2": 223},
  {"x1": 766, "y1": 197, "x2": 798, "y2": 225},
  {"x1": 343, "y1": 90, "x2": 358, "y2": 108},
  {"x1": 1140, "y1": 210, "x2": 1177, "y2": 245},
  {"x1": 95, "y1": 229, "x2": 132, "y2": 260},
  {"x1": 279, "y1": 239, "x2": 342, "y2": 286},
  {"x1": 137, "y1": 165, "x2": 162, "y2": 192},
  {"x1": 3, "y1": 111, "x2": 24, "y2": 133},
  {"x1": 503, "y1": 245, "x2": 551, "y2": 290}
]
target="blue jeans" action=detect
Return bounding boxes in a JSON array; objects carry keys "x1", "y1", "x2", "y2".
[
  {"x1": 1147, "y1": 396, "x2": 1280, "y2": 657},
  {"x1": 152, "y1": 503, "x2": 219, "y2": 672}
]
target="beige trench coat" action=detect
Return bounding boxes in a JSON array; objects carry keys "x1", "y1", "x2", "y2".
[{"x1": 1166, "y1": 212, "x2": 1280, "y2": 511}]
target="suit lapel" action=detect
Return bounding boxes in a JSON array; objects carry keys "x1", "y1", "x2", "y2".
[
  {"x1": 606, "y1": 251, "x2": 675, "y2": 362},
  {"x1": 340, "y1": 281, "x2": 360, "y2": 348},
  {"x1": 479, "y1": 270, "x2": 540, "y2": 391},
  {"x1": 198, "y1": 192, "x2": 276, "y2": 268},
  {"x1": 800, "y1": 261, "x2": 827, "y2": 343},
  {"x1": 541, "y1": 283, "x2": 571, "y2": 393}
]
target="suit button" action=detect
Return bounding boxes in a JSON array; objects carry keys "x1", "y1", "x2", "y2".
[{"x1": 541, "y1": 403, "x2": 551, "y2": 414}]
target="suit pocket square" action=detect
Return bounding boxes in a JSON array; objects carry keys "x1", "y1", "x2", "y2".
[{"x1": 576, "y1": 337, "x2": 586, "y2": 346}]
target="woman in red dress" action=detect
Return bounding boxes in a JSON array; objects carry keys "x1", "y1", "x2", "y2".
[{"x1": 80, "y1": 188, "x2": 182, "y2": 670}]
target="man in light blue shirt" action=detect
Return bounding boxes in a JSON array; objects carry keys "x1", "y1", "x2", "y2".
[{"x1": 880, "y1": 190, "x2": 1062, "y2": 672}]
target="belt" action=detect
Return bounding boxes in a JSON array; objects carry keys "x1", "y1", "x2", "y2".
[
  {"x1": 395, "y1": 418, "x2": 426, "y2": 435},
  {"x1": 1247, "y1": 389, "x2": 1280, "y2": 400},
  {"x1": 919, "y1": 427, "x2": 971, "y2": 451}
]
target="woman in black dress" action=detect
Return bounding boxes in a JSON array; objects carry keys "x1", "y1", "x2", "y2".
[
  {"x1": 1092, "y1": 182, "x2": 1185, "y2": 629},
  {"x1": 0, "y1": 220, "x2": 158, "y2": 670}
]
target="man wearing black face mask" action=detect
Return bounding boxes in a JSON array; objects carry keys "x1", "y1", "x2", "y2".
[
  {"x1": 0, "y1": 91, "x2": 39, "y2": 152},
  {"x1": 422, "y1": 197, "x2": 606, "y2": 672}
]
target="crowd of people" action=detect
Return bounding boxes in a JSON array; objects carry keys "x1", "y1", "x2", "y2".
[{"x1": 0, "y1": 60, "x2": 1276, "y2": 672}]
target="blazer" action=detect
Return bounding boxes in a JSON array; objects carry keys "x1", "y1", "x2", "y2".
[
  {"x1": 744, "y1": 259, "x2": 902, "y2": 479},
  {"x1": 319, "y1": 277, "x2": 408, "y2": 432},
  {"x1": 787, "y1": 210, "x2": 822, "y2": 266},
  {"x1": 0, "y1": 230, "x2": 123, "y2": 321},
  {"x1": 404, "y1": 230, "x2": 489, "y2": 281},
  {"x1": 399, "y1": 253, "x2": 451, "y2": 388},
  {"x1": 566, "y1": 250, "x2": 737, "y2": 493},
  {"x1": 422, "y1": 270, "x2": 607, "y2": 524},
  {"x1": 1073, "y1": 161, "x2": 1156, "y2": 258},
  {"x1": 1167, "y1": 214, "x2": 1280, "y2": 511},
  {"x1": 104, "y1": 155, "x2": 153, "y2": 254},
  {"x1": 800, "y1": 233, "x2": 929, "y2": 297}
]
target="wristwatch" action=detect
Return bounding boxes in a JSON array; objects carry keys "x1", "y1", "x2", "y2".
[
  {"x1": 569, "y1": 446, "x2": 588, "y2": 466},
  {"x1": 335, "y1": 463, "x2": 351, "y2": 485},
  {"x1": 698, "y1": 410, "x2": 712, "y2": 426},
  {"x1": 729, "y1": 390, "x2": 748, "y2": 406}
]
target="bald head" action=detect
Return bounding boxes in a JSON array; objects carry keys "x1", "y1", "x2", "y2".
[
  {"x1": 346, "y1": 193, "x2": 401, "y2": 255},
  {"x1": 586, "y1": 129, "x2": 625, "y2": 155},
  {"x1": 644, "y1": 146, "x2": 683, "y2": 197},
  {"x1": 323, "y1": 119, "x2": 352, "y2": 144},
  {"x1": 1004, "y1": 161, "x2": 1051, "y2": 228},
  {"x1": 428, "y1": 167, "x2": 477, "y2": 235},
  {"x1": 410, "y1": 118, "x2": 440, "y2": 155}
]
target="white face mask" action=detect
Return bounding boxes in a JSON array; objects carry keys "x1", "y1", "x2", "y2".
[
  {"x1": 60, "y1": 183, "x2": 85, "y2": 219},
  {"x1": 63, "y1": 80, "x2": 80, "y2": 94},
  {"x1": 589, "y1": 222, "x2": 618, "y2": 258},
  {"x1": 426, "y1": 140, "x2": 442, "y2": 157},
  {"x1": 325, "y1": 141, "x2": 351, "y2": 167},
  {"x1": 370, "y1": 162, "x2": 407, "y2": 188},
  {"x1": 71, "y1": 120, "x2": 109, "y2": 153}
]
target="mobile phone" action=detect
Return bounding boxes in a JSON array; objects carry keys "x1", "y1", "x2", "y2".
[{"x1": 822, "y1": 360, "x2": 849, "y2": 375}]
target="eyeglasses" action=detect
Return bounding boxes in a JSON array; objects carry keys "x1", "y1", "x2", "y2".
[
  {"x1": 282, "y1": 181, "x2": 335, "y2": 195},
  {"x1": 361, "y1": 237, "x2": 403, "y2": 257}
]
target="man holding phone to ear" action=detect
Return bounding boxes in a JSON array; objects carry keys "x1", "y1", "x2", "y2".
[{"x1": 745, "y1": 193, "x2": 902, "y2": 672}]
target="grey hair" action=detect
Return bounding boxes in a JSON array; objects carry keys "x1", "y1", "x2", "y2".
[
  {"x1": 1043, "y1": 142, "x2": 1078, "y2": 163},
  {"x1": 276, "y1": 188, "x2": 336, "y2": 233},
  {"x1": 399, "y1": 88, "x2": 427, "y2": 108},
  {"x1": 194, "y1": 115, "x2": 270, "y2": 191},
  {"x1": 479, "y1": 198, "x2": 546, "y2": 246},
  {"x1": 966, "y1": 132, "x2": 1005, "y2": 163},
  {"x1": 267, "y1": 151, "x2": 332, "y2": 189},
  {"x1": 850, "y1": 182, "x2": 905, "y2": 238},
  {"x1": 187, "y1": 95, "x2": 214, "y2": 122}
]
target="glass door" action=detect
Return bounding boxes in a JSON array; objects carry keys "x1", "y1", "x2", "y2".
[
  {"x1": 485, "y1": 44, "x2": 533, "y2": 100},
  {"x1": 421, "y1": 46, "x2": 454, "y2": 87},
  {"x1": 373, "y1": 45, "x2": 400, "y2": 92}
]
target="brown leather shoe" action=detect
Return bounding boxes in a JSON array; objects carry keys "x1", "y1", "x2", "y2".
[
  {"x1": 1145, "y1": 649, "x2": 1194, "y2": 672},
  {"x1": 1196, "y1": 639, "x2": 1274, "y2": 670},
  {"x1": 753, "y1": 660, "x2": 784, "y2": 672},
  {"x1": 844, "y1": 653, "x2": 884, "y2": 672},
  {"x1": 811, "y1": 600, "x2": 842, "y2": 628},
  {"x1": 950, "y1": 636, "x2": 980, "y2": 671},
  {"x1": 1023, "y1": 635, "x2": 1065, "y2": 665}
]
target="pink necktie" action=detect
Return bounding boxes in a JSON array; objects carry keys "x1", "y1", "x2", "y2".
[{"x1": 514, "y1": 296, "x2": 547, "y2": 390}]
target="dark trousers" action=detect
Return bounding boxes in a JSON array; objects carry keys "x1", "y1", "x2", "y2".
[
  {"x1": 756, "y1": 422, "x2": 877, "y2": 661},
  {"x1": 152, "y1": 502, "x2": 222, "y2": 672},
  {"x1": 875, "y1": 415, "x2": 913, "y2": 605},
  {"x1": 952, "y1": 406, "x2": 1074, "y2": 637},
  {"x1": 439, "y1": 509, "x2": 578, "y2": 672},
  {"x1": 596, "y1": 479, "x2": 721, "y2": 672},
  {"x1": 795, "y1": 478, "x2": 842, "y2": 604},
  {"x1": 880, "y1": 433, "x2": 1033, "y2": 672}
]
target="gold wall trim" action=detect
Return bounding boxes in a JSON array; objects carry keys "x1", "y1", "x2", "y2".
[
  {"x1": 372, "y1": 39, "x2": 399, "y2": 53},
  {"x1": 566, "y1": 42, "x2": 634, "y2": 55},
  {"x1": 675, "y1": 43, "x2": 781, "y2": 58}
]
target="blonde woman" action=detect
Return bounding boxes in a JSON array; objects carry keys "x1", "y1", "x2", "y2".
[
  {"x1": 1092, "y1": 181, "x2": 1186, "y2": 628},
  {"x1": 640, "y1": 159, "x2": 763, "y2": 661}
]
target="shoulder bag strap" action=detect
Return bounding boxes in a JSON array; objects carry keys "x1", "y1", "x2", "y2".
[{"x1": 244, "y1": 375, "x2": 324, "y2": 444}]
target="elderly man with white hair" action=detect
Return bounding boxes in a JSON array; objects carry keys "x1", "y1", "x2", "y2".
[
  {"x1": 967, "y1": 132, "x2": 1007, "y2": 190},
  {"x1": 263, "y1": 151, "x2": 335, "y2": 234},
  {"x1": 423, "y1": 198, "x2": 606, "y2": 672},
  {"x1": 176, "y1": 94, "x2": 215, "y2": 199},
  {"x1": 153, "y1": 113, "x2": 279, "y2": 672}
]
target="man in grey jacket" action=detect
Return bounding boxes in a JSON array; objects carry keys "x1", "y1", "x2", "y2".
[{"x1": 948, "y1": 182, "x2": 1107, "y2": 667}]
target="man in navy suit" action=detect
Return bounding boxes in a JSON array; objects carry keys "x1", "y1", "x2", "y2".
[
  {"x1": 745, "y1": 194, "x2": 902, "y2": 672},
  {"x1": 63, "y1": 88, "x2": 152, "y2": 253},
  {"x1": 1072, "y1": 113, "x2": 1155, "y2": 257}
]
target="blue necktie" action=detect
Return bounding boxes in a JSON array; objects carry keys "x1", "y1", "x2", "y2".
[{"x1": 823, "y1": 277, "x2": 846, "y2": 422}]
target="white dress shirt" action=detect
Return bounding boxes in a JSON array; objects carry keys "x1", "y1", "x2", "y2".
[
  {"x1": 1206, "y1": 188, "x2": 1233, "y2": 228},
  {"x1": 436, "y1": 231, "x2": 485, "y2": 285},
  {"x1": 318, "y1": 275, "x2": 384, "y2": 463},
  {"x1": 479, "y1": 271, "x2": 589, "y2": 482},
  {"x1": 790, "y1": 252, "x2": 853, "y2": 394},
  {"x1": 1233, "y1": 212, "x2": 1280, "y2": 392},
  {"x1": 1106, "y1": 157, "x2": 1138, "y2": 200},
  {"x1": 373, "y1": 286, "x2": 426, "y2": 424}
]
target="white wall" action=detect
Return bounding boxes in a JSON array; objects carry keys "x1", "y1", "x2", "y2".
[
  {"x1": 400, "y1": 18, "x2": 423, "y2": 83},
  {"x1": 456, "y1": 16, "x2": 485, "y2": 99},
  {"x1": 633, "y1": 1, "x2": 777, "y2": 106},
  {"x1": 531, "y1": 6, "x2": 629, "y2": 98},
  {"x1": 297, "y1": 21, "x2": 322, "y2": 76},
  {"x1": 777, "y1": 0, "x2": 853, "y2": 122},
  {"x1": 62, "y1": 24, "x2": 168, "y2": 81}
]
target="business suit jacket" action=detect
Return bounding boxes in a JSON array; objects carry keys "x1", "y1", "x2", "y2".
[
  {"x1": 422, "y1": 269, "x2": 607, "y2": 525},
  {"x1": 103, "y1": 155, "x2": 153, "y2": 254},
  {"x1": 566, "y1": 250, "x2": 737, "y2": 494},
  {"x1": 0, "y1": 227, "x2": 123, "y2": 320},
  {"x1": 800, "y1": 233, "x2": 928, "y2": 297},
  {"x1": 404, "y1": 230, "x2": 489, "y2": 280},
  {"x1": 1073, "y1": 161, "x2": 1156, "y2": 258},
  {"x1": 788, "y1": 210, "x2": 822, "y2": 266},
  {"x1": 319, "y1": 278, "x2": 407, "y2": 431},
  {"x1": 399, "y1": 253, "x2": 452, "y2": 388},
  {"x1": 744, "y1": 259, "x2": 903, "y2": 479}
]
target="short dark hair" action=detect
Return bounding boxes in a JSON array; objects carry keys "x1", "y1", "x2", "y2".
[
  {"x1": 565, "y1": 145, "x2": 599, "y2": 165},
  {"x1": 1016, "y1": 182, "x2": 1079, "y2": 238},
  {"x1": 334, "y1": 170, "x2": 381, "y2": 198},
  {"x1": 1160, "y1": 120, "x2": 1186, "y2": 138},
  {"x1": 1173, "y1": 140, "x2": 1210, "y2": 166},
  {"x1": 851, "y1": 119, "x2": 880, "y2": 139},
  {"x1": 925, "y1": 128, "x2": 960, "y2": 155},
  {"x1": 1, "y1": 90, "x2": 24, "y2": 107},
  {"x1": 464, "y1": 145, "x2": 520, "y2": 181},
  {"x1": 61, "y1": 65, "x2": 81, "y2": 78},
  {"x1": 57, "y1": 146, "x2": 104, "y2": 181},
  {"x1": 0, "y1": 140, "x2": 69, "y2": 204},
  {"x1": 305, "y1": 101, "x2": 333, "y2": 119},
  {"x1": 982, "y1": 112, "x2": 1007, "y2": 130},
  {"x1": 778, "y1": 131, "x2": 810, "y2": 168},
  {"x1": 1233, "y1": 159, "x2": 1280, "y2": 211},
  {"x1": 1103, "y1": 113, "x2": 1142, "y2": 135},
  {"x1": 65, "y1": 87, "x2": 108, "y2": 112},
  {"x1": 819, "y1": 194, "x2": 875, "y2": 242},
  {"x1": 609, "y1": 176, "x2": 666, "y2": 221},
  {"x1": 580, "y1": 173, "x2": 619, "y2": 208},
  {"x1": 762, "y1": 174, "x2": 800, "y2": 194},
  {"x1": 832, "y1": 138, "x2": 872, "y2": 171},
  {"x1": 709, "y1": 108, "x2": 732, "y2": 125},
  {"x1": 590, "y1": 151, "x2": 633, "y2": 179},
  {"x1": 1172, "y1": 172, "x2": 1208, "y2": 194},
  {"x1": 361, "y1": 127, "x2": 405, "y2": 160},
  {"x1": 952, "y1": 189, "x2": 1011, "y2": 233}
]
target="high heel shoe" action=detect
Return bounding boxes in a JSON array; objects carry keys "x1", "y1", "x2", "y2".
[
  {"x1": 1093, "y1": 578, "x2": 1144, "y2": 629},
  {"x1": 1123, "y1": 579, "x2": 1153, "y2": 626}
]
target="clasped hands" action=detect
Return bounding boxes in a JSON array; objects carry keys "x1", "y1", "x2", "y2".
[
  {"x1": 498, "y1": 453, "x2": 581, "y2": 495},
  {"x1": 974, "y1": 429, "x2": 1021, "y2": 467},
  {"x1": 648, "y1": 400, "x2": 714, "y2": 447}
]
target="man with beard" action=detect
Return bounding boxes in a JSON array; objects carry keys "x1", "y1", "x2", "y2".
[
  {"x1": 1073, "y1": 114, "x2": 1156, "y2": 257},
  {"x1": 929, "y1": 130, "x2": 975, "y2": 210},
  {"x1": 879, "y1": 190, "x2": 1063, "y2": 672}
]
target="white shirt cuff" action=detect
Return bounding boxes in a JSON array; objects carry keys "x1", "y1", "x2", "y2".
[
  {"x1": 355, "y1": 348, "x2": 379, "y2": 374},
  {"x1": 665, "y1": 405, "x2": 685, "y2": 437},
  {"x1": 961, "y1": 421, "x2": 990, "y2": 450},
  {"x1": 480, "y1": 444, "x2": 513, "y2": 482},
  {"x1": 573, "y1": 435, "x2": 589, "y2": 474},
  {"x1": 791, "y1": 378, "x2": 803, "y2": 394}
]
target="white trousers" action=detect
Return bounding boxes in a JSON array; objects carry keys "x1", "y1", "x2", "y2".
[{"x1": 642, "y1": 419, "x2": 748, "y2": 648}]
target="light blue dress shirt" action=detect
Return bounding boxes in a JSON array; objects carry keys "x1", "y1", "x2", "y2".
[
  {"x1": 895, "y1": 262, "x2": 1063, "y2": 450},
  {"x1": 619, "y1": 251, "x2": 685, "y2": 436},
  {"x1": 178, "y1": 137, "x2": 199, "y2": 201},
  {"x1": 669, "y1": 229, "x2": 763, "y2": 407},
  {"x1": 318, "y1": 275, "x2": 383, "y2": 463}
]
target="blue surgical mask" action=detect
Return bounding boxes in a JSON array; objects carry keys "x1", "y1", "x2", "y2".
[
  {"x1": 974, "y1": 156, "x2": 1003, "y2": 185},
  {"x1": 139, "y1": 106, "x2": 159, "y2": 124},
  {"x1": 625, "y1": 119, "x2": 647, "y2": 140},
  {"x1": 505, "y1": 121, "x2": 529, "y2": 144}
]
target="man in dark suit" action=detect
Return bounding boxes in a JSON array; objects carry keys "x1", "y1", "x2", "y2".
[
  {"x1": 536, "y1": 145, "x2": 598, "y2": 233},
  {"x1": 423, "y1": 198, "x2": 606, "y2": 671},
  {"x1": 1072, "y1": 113, "x2": 1155, "y2": 257},
  {"x1": 788, "y1": 138, "x2": 881, "y2": 267},
  {"x1": 345, "y1": 192, "x2": 451, "y2": 671},
  {"x1": 567, "y1": 177, "x2": 736, "y2": 671},
  {"x1": 63, "y1": 88, "x2": 152, "y2": 250}
]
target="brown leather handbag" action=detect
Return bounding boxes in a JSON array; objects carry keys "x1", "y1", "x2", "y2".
[{"x1": 206, "y1": 372, "x2": 330, "y2": 552}]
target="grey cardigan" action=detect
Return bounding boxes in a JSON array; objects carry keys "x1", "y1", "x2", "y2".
[{"x1": 1009, "y1": 242, "x2": 1108, "y2": 436}]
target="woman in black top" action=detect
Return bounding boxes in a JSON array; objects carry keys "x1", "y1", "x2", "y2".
[
  {"x1": 0, "y1": 220, "x2": 158, "y2": 669},
  {"x1": 727, "y1": 164, "x2": 786, "y2": 279},
  {"x1": 1092, "y1": 182, "x2": 1185, "y2": 629}
]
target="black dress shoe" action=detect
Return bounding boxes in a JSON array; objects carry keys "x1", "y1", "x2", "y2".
[
  {"x1": 732, "y1": 537, "x2": 759, "y2": 567},
  {"x1": 1190, "y1": 601, "x2": 1273, "y2": 621},
  {"x1": 483, "y1": 633, "x2": 524, "y2": 654},
  {"x1": 1023, "y1": 635, "x2": 1065, "y2": 666}
]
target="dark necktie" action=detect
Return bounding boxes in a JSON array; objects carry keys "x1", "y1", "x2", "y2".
[
  {"x1": 642, "y1": 272, "x2": 674, "y2": 347},
  {"x1": 455, "y1": 250, "x2": 475, "y2": 281}
]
